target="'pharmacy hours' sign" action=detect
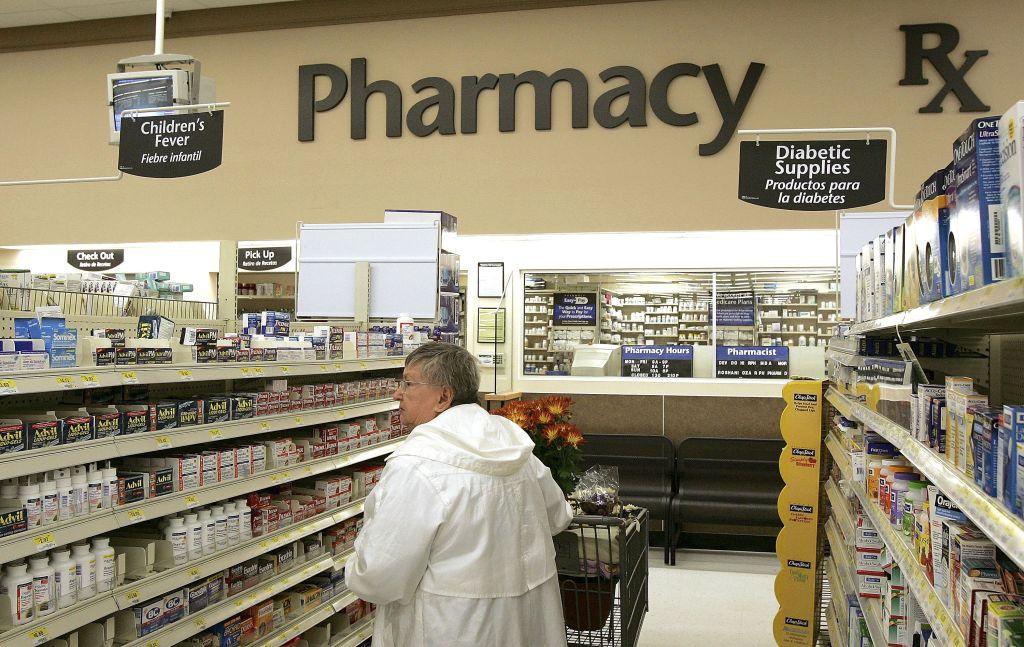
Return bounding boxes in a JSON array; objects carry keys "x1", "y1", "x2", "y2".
[
  {"x1": 118, "y1": 111, "x2": 224, "y2": 178},
  {"x1": 737, "y1": 140, "x2": 887, "y2": 210},
  {"x1": 621, "y1": 345, "x2": 694, "y2": 378},
  {"x1": 716, "y1": 346, "x2": 789, "y2": 379}
]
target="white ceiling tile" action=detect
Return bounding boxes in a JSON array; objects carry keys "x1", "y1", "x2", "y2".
[{"x1": 0, "y1": 9, "x2": 73, "y2": 27}]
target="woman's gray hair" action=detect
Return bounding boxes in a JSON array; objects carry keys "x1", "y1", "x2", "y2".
[{"x1": 406, "y1": 342, "x2": 480, "y2": 406}]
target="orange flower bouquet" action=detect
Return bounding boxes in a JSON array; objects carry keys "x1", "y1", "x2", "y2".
[{"x1": 492, "y1": 396, "x2": 584, "y2": 494}]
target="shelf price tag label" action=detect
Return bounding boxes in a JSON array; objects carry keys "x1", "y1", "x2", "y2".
[
  {"x1": 32, "y1": 532, "x2": 56, "y2": 551},
  {"x1": 80, "y1": 374, "x2": 100, "y2": 388},
  {"x1": 241, "y1": 367, "x2": 252, "y2": 377},
  {"x1": 155, "y1": 435, "x2": 172, "y2": 450},
  {"x1": 359, "y1": 362, "x2": 367, "y2": 369},
  {"x1": 55, "y1": 375, "x2": 76, "y2": 390},
  {"x1": 120, "y1": 370, "x2": 138, "y2": 384},
  {"x1": 124, "y1": 589, "x2": 140, "y2": 604},
  {"x1": 259, "y1": 421, "x2": 270, "y2": 431},
  {"x1": 252, "y1": 367, "x2": 265, "y2": 377},
  {"x1": 125, "y1": 508, "x2": 145, "y2": 523},
  {"x1": 209, "y1": 428, "x2": 223, "y2": 440},
  {"x1": 280, "y1": 366, "x2": 290, "y2": 374},
  {"x1": 0, "y1": 378, "x2": 18, "y2": 395},
  {"x1": 295, "y1": 415, "x2": 303, "y2": 425},
  {"x1": 303, "y1": 466, "x2": 313, "y2": 475},
  {"x1": 184, "y1": 494, "x2": 200, "y2": 508},
  {"x1": 188, "y1": 567, "x2": 201, "y2": 578},
  {"x1": 28, "y1": 627, "x2": 49, "y2": 645},
  {"x1": 319, "y1": 363, "x2": 328, "y2": 372},
  {"x1": 178, "y1": 369, "x2": 194, "y2": 381},
  {"x1": 145, "y1": 639, "x2": 160, "y2": 647},
  {"x1": 193, "y1": 618, "x2": 206, "y2": 630},
  {"x1": 259, "y1": 540, "x2": 270, "y2": 549},
  {"x1": 333, "y1": 362, "x2": 343, "y2": 370}
]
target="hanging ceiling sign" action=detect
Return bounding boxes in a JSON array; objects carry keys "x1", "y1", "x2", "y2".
[
  {"x1": 237, "y1": 246, "x2": 293, "y2": 272},
  {"x1": 67, "y1": 248, "x2": 124, "y2": 271},
  {"x1": 118, "y1": 111, "x2": 224, "y2": 178},
  {"x1": 738, "y1": 139, "x2": 887, "y2": 210}
]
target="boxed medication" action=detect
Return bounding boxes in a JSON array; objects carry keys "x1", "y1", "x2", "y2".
[
  {"x1": 0, "y1": 418, "x2": 27, "y2": 454},
  {"x1": 1000, "y1": 101, "x2": 1024, "y2": 278},
  {"x1": 950, "y1": 116, "x2": 1005, "y2": 293},
  {"x1": 915, "y1": 167, "x2": 954, "y2": 302}
]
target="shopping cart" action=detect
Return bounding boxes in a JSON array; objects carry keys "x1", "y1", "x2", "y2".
[{"x1": 554, "y1": 508, "x2": 649, "y2": 647}]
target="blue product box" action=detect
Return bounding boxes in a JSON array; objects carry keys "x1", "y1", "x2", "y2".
[
  {"x1": 997, "y1": 413, "x2": 1018, "y2": 516},
  {"x1": 950, "y1": 117, "x2": 1005, "y2": 293},
  {"x1": 49, "y1": 347, "x2": 77, "y2": 369},
  {"x1": 1007, "y1": 405, "x2": 1024, "y2": 517},
  {"x1": 13, "y1": 317, "x2": 40, "y2": 339},
  {"x1": 915, "y1": 168, "x2": 954, "y2": 303},
  {"x1": 1001, "y1": 102, "x2": 1024, "y2": 278},
  {"x1": 971, "y1": 407, "x2": 1000, "y2": 496}
]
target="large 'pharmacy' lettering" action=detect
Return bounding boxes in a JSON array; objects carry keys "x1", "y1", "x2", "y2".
[{"x1": 298, "y1": 58, "x2": 766, "y2": 156}]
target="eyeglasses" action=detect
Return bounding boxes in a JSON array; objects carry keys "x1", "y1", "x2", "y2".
[{"x1": 396, "y1": 379, "x2": 440, "y2": 391}]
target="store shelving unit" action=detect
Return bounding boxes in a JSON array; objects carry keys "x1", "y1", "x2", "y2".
[
  {"x1": 848, "y1": 277, "x2": 1024, "y2": 335},
  {"x1": 826, "y1": 388, "x2": 1024, "y2": 569},
  {"x1": 332, "y1": 615, "x2": 376, "y2": 647},
  {"x1": 0, "y1": 357, "x2": 404, "y2": 396},
  {"x1": 0, "y1": 495, "x2": 372, "y2": 647},
  {"x1": 0, "y1": 399, "x2": 396, "y2": 480},
  {"x1": 120, "y1": 554, "x2": 337, "y2": 647},
  {"x1": 0, "y1": 438, "x2": 400, "y2": 565}
]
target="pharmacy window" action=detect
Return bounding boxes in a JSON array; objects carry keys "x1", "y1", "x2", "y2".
[{"x1": 521, "y1": 270, "x2": 842, "y2": 378}]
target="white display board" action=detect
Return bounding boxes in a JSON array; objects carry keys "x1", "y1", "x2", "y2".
[{"x1": 296, "y1": 223, "x2": 439, "y2": 319}]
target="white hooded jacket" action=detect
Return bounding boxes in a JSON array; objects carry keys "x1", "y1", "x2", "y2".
[{"x1": 345, "y1": 403, "x2": 574, "y2": 647}]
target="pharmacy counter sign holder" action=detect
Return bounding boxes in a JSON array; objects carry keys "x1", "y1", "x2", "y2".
[{"x1": 117, "y1": 103, "x2": 230, "y2": 179}]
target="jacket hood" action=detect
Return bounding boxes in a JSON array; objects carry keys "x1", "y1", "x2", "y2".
[{"x1": 388, "y1": 403, "x2": 535, "y2": 476}]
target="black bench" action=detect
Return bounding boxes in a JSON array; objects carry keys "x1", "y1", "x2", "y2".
[
  {"x1": 579, "y1": 434, "x2": 676, "y2": 564},
  {"x1": 668, "y1": 437, "x2": 784, "y2": 564}
]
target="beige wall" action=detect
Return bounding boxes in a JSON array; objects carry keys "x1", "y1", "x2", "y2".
[{"x1": 0, "y1": 0, "x2": 1020, "y2": 244}]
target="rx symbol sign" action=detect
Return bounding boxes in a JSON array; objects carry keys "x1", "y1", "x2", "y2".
[{"x1": 899, "y1": 23, "x2": 989, "y2": 113}]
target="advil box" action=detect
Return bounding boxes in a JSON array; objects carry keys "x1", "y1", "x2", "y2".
[
  {"x1": 1000, "y1": 101, "x2": 1024, "y2": 278},
  {"x1": 950, "y1": 117, "x2": 1005, "y2": 294},
  {"x1": 914, "y1": 168, "x2": 952, "y2": 303}
]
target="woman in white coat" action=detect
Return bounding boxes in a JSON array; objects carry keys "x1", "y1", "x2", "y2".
[{"x1": 346, "y1": 342, "x2": 574, "y2": 647}]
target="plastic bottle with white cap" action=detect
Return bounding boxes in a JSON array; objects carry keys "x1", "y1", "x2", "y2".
[
  {"x1": 56, "y1": 476, "x2": 74, "y2": 521},
  {"x1": 233, "y1": 498, "x2": 252, "y2": 541},
  {"x1": 71, "y1": 472, "x2": 88, "y2": 517},
  {"x1": 19, "y1": 483, "x2": 42, "y2": 529},
  {"x1": 71, "y1": 543, "x2": 96, "y2": 599},
  {"x1": 91, "y1": 537, "x2": 116, "y2": 593},
  {"x1": 0, "y1": 562, "x2": 34, "y2": 625},
  {"x1": 49, "y1": 548, "x2": 77, "y2": 609},
  {"x1": 40, "y1": 479, "x2": 58, "y2": 526},
  {"x1": 28, "y1": 555, "x2": 55, "y2": 617}
]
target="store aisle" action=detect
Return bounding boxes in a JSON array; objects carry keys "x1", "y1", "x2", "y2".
[{"x1": 639, "y1": 550, "x2": 780, "y2": 647}]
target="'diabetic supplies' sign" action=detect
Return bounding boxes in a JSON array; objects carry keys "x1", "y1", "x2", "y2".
[
  {"x1": 738, "y1": 140, "x2": 887, "y2": 210},
  {"x1": 553, "y1": 293, "x2": 597, "y2": 326},
  {"x1": 621, "y1": 345, "x2": 694, "y2": 378},
  {"x1": 118, "y1": 111, "x2": 224, "y2": 178},
  {"x1": 716, "y1": 294, "x2": 755, "y2": 326},
  {"x1": 716, "y1": 345, "x2": 789, "y2": 379}
]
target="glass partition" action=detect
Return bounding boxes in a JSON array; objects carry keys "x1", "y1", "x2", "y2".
[{"x1": 522, "y1": 269, "x2": 842, "y2": 377}]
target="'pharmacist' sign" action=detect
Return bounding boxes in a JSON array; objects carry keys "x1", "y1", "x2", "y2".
[
  {"x1": 715, "y1": 346, "x2": 789, "y2": 379},
  {"x1": 118, "y1": 111, "x2": 224, "y2": 178},
  {"x1": 737, "y1": 140, "x2": 887, "y2": 210}
]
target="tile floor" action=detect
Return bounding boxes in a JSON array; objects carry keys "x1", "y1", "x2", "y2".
[{"x1": 637, "y1": 550, "x2": 781, "y2": 647}]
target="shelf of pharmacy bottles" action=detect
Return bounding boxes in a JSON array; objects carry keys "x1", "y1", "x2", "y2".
[
  {"x1": 826, "y1": 388, "x2": 1024, "y2": 570},
  {"x1": 0, "y1": 398, "x2": 397, "y2": 480},
  {"x1": 0, "y1": 357, "x2": 405, "y2": 396},
  {"x1": 824, "y1": 478, "x2": 856, "y2": 543},
  {"x1": 0, "y1": 501, "x2": 367, "y2": 647},
  {"x1": 120, "y1": 554, "x2": 336, "y2": 647},
  {"x1": 846, "y1": 468, "x2": 963, "y2": 646},
  {"x1": 248, "y1": 588, "x2": 358, "y2": 647},
  {"x1": 332, "y1": 614, "x2": 375, "y2": 647},
  {"x1": 0, "y1": 438, "x2": 400, "y2": 564},
  {"x1": 848, "y1": 276, "x2": 1024, "y2": 335}
]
